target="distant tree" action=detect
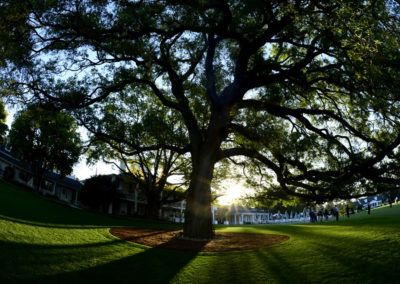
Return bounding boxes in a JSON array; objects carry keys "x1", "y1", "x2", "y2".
[
  {"x1": 94, "y1": 148, "x2": 188, "y2": 219},
  {"x1": 387, "y1": 188, "x2": 400, "y2": 201},
  {"x1": 0, "y1": 100, "x2": 7, "y2": 144},
  {"x1": 82, "y1": 92, "x2": 226, "y2": 219},
  {"x1": 80, "y1": 175, "x2": 122, "y2": 213},
  {"x1": 8, "y1": 105, "x2": 81, "y2": 192}
]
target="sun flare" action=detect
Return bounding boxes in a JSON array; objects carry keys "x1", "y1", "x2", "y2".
[{"x1": 217, "y1": 180, "x2": 253, "y2": 205}]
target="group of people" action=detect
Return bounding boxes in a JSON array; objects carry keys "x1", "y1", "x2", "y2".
[
  {"x1": 332, "y1": 206, "x2": 339, "y2": 221},
  {"x1": 357, "y1": 203, "x2": 371, "y2": 214},
  {"x1": 309, "y1": 207, "x2": 338, "y2": 223},
  {"x1": 309, "y1": 205, "x2": 354, "y2": 223},
  {"x1": 308, "y1": 196, "x2": 398, "y2": 223}
]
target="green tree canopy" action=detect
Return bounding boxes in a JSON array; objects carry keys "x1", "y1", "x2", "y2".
[
  {"x1": 80, "y1": 89, "x2": 190, "y2": 218},
  {"x1": 8, "y1": 105, "x2": 81, "y2": 192},
  {"x1": 2, "y1": 1, "x2": 400, "y2": 239}
]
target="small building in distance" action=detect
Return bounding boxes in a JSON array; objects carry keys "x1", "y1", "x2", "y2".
[
  {"x1": 81, "y1": 173, "x2": 187, "y2": 222},
  {"x1": 229, "y1": 206, "x2": 271, "y2": 225},
  {"x1": 0, "y1": 144, "x2": 82, "y2": 206},
  {"x1": 353, "y1": 194, "x2": 390, "y2": 210}
]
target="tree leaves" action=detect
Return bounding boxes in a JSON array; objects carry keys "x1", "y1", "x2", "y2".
[
  {"x1": 3, "y1": 0, "x2": 400, "y2": 205},
  {"x1": 8, "y1": 105, "x2": 82, "y2": 179}
]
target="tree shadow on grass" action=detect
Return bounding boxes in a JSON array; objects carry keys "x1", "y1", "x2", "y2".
[
  {"x1": 250, "y1": 224, "x2": 400, "y2": 283},
  {"x1": 0, "y1": 235, "x2": 204, "y2": 283},
  {"x1": 0, "y1": 214, "x2": 113, "y2": 229},
  {"x1": 36, "y1": 240, "x2": 202, "y2": 283},
  {"x1": 309, "y1": 242, "x2": 400, "y2": 283},
  {"x1": 253, "y1": 248, "x2": 310, "y2": 283},
  {"x1": 0, "y1": 238, "x2": 126, "y2": 282},
  {"x1": 74, "y1": 250, "x2": 198, "y2": 283}
]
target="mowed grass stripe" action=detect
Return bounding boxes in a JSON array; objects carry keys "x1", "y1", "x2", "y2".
[{"x1": 0, "y1": 179, "x2": 399, "y2": 283}]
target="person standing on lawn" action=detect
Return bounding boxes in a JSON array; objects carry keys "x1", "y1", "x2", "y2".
[
  {"x1": 324, "y1": 209, "x2": 329, "y2": 221},
  {"x1": 318, "y1": 210, "x2": 323, "y2": 223},
  {"x1": 334, "y1": 206, "x2": 339, "y2": 221}
]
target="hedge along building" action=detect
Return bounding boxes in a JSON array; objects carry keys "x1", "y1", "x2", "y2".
[{"x1": 0, "y1": 144, "x2": 82, "y2": 205}]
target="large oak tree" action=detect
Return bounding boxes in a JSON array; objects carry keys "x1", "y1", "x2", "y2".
[{"x1": 2, "y1": 1, "x2": 400, "y2": 239}]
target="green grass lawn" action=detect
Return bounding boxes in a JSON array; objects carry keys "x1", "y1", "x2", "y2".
[{"x1": 0, "y1": 179, "x2": 399, "y2": 283}]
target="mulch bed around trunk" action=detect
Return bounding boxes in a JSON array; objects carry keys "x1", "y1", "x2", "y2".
[{"x1": 109, "y1": 228, "x2": 289, "y2": 252}]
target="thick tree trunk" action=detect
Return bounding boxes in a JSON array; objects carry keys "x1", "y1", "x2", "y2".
[
  {"x1": 183, "y1": 154, "x2": 216, "y2": 240},
  {"x1": 33, "y1": 176, "x2": 40, "y2": 193},
  {"x1": 145, "y1": 194, "x2": 161, "y2": 219},
  {"x1": 33, "y1": 166, "x2": 44, "y2": 194},
  {"x1": 183, "y1": 107, "x2": 231, "y2": 240}
]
